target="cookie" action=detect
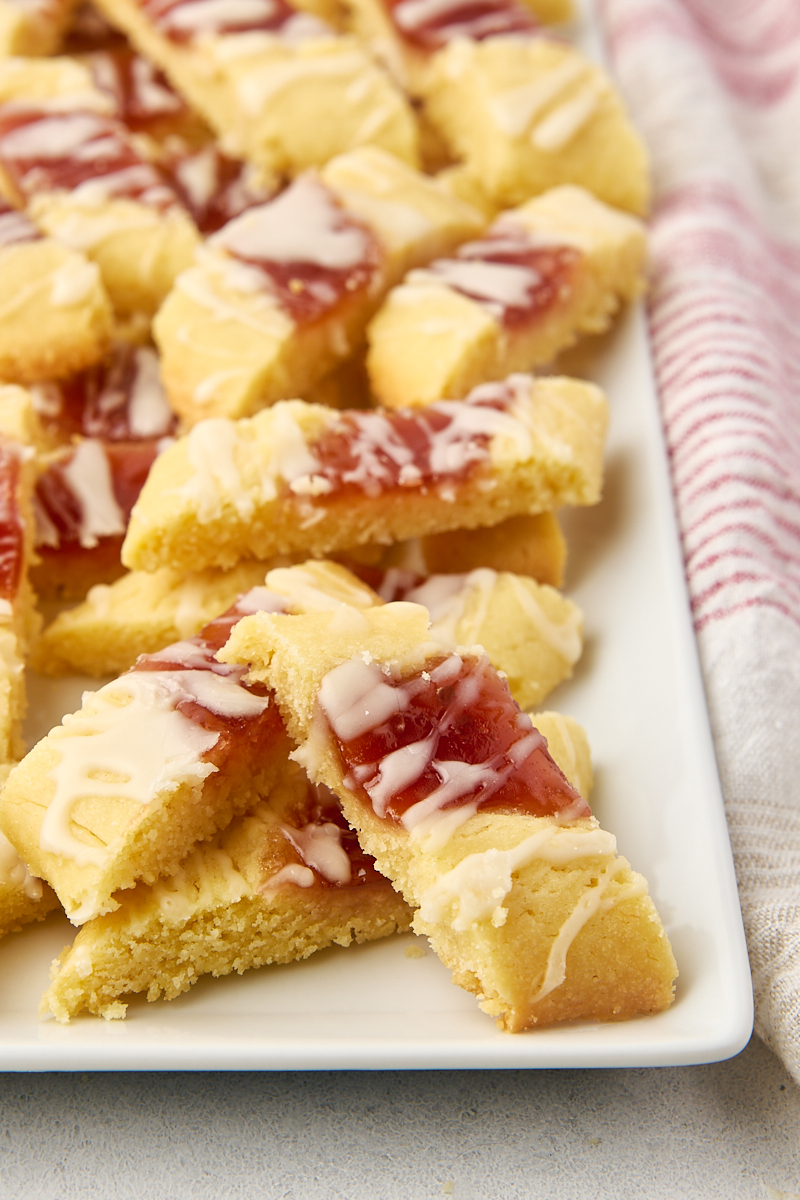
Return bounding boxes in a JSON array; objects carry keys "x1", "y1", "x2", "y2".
[
  {"x1": 0, "y1": 56, "x2": 200, "y2": 316},
  {"x1": 121, "y1": 374, "x2": 608, "y2": 573},
  {"x1": 40, "y1": 762, "x2": 412, "y2": 1021},
  {"x1": 366, "y1": 184, "x2": 646, "y2": 408},
  {"x1": 420, "y1": 36, "x2": 650, "y2": 214},
  {"x1": 154, "y1": 147, "x2": 484, "y2": 424},
  {"x1": 220, "y1": 602, "x2": 678, "y2": 1031}
]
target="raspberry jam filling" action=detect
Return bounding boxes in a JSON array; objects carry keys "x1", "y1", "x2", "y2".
[
  {"x1": 0, "y1": 109, "x2": 176, "y2": 208},
  {"x1": 130, "y1": 586, "x2": 289, "y2": 762},
  {"x1": 210, "y1": 175, "x2": 382, "y2": 326},
  {"x1": 35, "y1": 440, "x2": 159, "y2": 554},
  {"x1": 387, "y1": 0, "x2": 539, "y2": 51},
  {"x1": 279, "y1": 785, "x2": 392, "y2": 889},
  {"x1": 0, "y1": 445, "x2": 23, "y2": 603},
  {"x1": 86, "y1": 48, "x2": 188, "y2": 134},
  {"x1": 419, "y1": 225, "x2": 581, "y2": 330},
  {"x1": 141, "y1": 0, "x2": 330, "y2": 44},
  {"x1": 35, "y1": 345, "x2": 177, "y2": 444},
  {"x1": 294, "y1": 379, "x2": 525, "y2": 501},
  {"x1": 164, "y1": 145, "x2": 273, "y2": 235},
  {"x1": 320, "y1": 651, "x2": 589, "y2": 828},
  {"x1": 33, "y1": 346, "x2": 177, "y2": 556}
]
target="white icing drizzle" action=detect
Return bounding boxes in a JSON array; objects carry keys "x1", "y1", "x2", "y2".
[
  {"x1": 127, "y1": 347, "x2": 173, "y2": 438},
  {"x1": 319, "y1": 657, "x2": 409, "y2": 743},
  {"x1": 48, "y1": 257, "x2": 99, "y2": 308},
  {"x1": 264, "y1": 564, "x2": 377, "y2": 613},
  {"x1": 487, "y1": 56, "x2": 589, "y2": 138},
  {"x1": 281, "y1": 820, "x2": 351, "y2": 885},
  {"x1": 0, "y1": 831, "x2": 44, "y2": 901},
  {"x1": 210, "y1": 174, "x2": 370, "y2": 271},
  {"x1": 232, "y1": 50, "x2": 373, "y2": 118},
  {"x1": 61, "y1": 439, "x2": 126, "y2": 548},
  {"x1": 531, "y1": 858, "x2": 647, "y2": 1004},
  {"x1": 417, "y1": 821, "x2": 617, "y2": 931},
  {"x1": 182, "y1": 417, "x2": 255, "y2": 523},
  {"x1": 531, "y1": 81, "x2": 602, "y2": 152},
  {"x1": 262, "y1": 862, "x2": 315, "y2": 890},
  {"x1": 40, "y1": 672, "x2": 221, "y2": 872},
  {"x1": 506, "y1": 574, "x2": 582, "y2": 662},
  {"x1": 410, "y1": 258, "x2": 541, "y2": 322}
]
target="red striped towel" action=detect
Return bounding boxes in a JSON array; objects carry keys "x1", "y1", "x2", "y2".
[{"x1": 597, "y1": 0, "x2": 800, "y2": 1080}]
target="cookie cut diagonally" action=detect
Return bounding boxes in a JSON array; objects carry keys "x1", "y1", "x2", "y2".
[
  {"x1": 121, "y1": 374, "x2": 608, "y2": 574},
  {"x1": 367, "y1": 185, "x2": 646, "y2": 409},
  {"x1": 153, "y1": 147, "x2": 484, "y2": 424},
  {"x1": 40, "y1": 763, "x2": 413, "y2": 1022},
  {"x1": 219, "y1": 602, "x2": 678, "y2": 1031}
]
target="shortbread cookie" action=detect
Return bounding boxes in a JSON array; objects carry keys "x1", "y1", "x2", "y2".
[
  {"x1": 154, "y1": 148, "x2": 484, "y2": 423},
  {"x1": 40, "y1": 762, "x2": 413, "y2": 1021},
  {"x1": 35, "y1": 561, "x2": 272, "y2": 676},
  {"x1": 344, "y1": 0, "x2": 562, "y2": 98},
  {"x1": 367, "y1": 185, "x2": 646, "y2": 408},
  {"x1": 0, "y1": 830, "x2": 60, "y2": 940},
  {"x1": 0, "y1": 386, "x2": 43, "y2": 765},
  {"x1": 0, "y1": 562, "x2": 386, "y2": 922},
  {"x1": 420, "y1": 511, "x2": 566, "y2": 587},
  {"x1": 0, "y1": 0, "x2": 77, "y2": 56},
  {"x1": 31, "y1": 344, "x2": 177, "y2": 599},
  {"x1": 377, "y1": 566, "x2": 582, "y2": 711},
  {"x1": 39, "y1": 555, "x2": 581, "y2": 713},
  {"x1": 0, "y1": 586, "x2": 295, "y2": 924},
  {"x1": 0, "y1": 57, "x2": 200, "y2": 316},
  {"x1": 122, "y1": 374, "x2": 608, "y2": 573},
  {"x1": 0, "y1": 199, "x2": 113, "y2": 384},
  {"x1": 220, "y1": 602, "x2": 678, "y2": 1031},
  {"x1": 93, "y1": 0, "x2": 419, "y2": 175},
  {"x1": 34, "y1": 558, "x2": 378, "y2": 676},
  {"x1": 419, "y1": 37, "x2": 650, "y2": 214},
  {"x1": 40, "y1": 704, "x2": 589, "y2": 1023}
]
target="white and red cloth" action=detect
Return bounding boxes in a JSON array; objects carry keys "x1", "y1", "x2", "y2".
[{"x1": 596, "y1": 0, "x2": 800, "y2": 1081}]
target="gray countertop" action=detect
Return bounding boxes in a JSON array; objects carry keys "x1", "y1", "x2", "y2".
[{"x1": 1, "y1": 1035, "x2": 798, "y2": 1199}]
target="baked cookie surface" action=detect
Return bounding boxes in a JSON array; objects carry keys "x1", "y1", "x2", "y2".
[
  {"x1": 366, "y1": 185, "x2": 646, "y2": 408},
  {"x1": 122, "y1": 375, "x2": 608, "y2": 573},
  {"x1": 220, "y1": 603, "x2": 678, "y2": 1032}
]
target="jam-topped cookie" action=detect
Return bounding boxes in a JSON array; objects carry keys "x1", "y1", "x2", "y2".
[
  {"x1": 154, "y1": 146, "x2": 485, "y2": 424},
  {"x1": 40, "y1": 761, "x2": 413, "y2": 1021},
  {"x1": 220, "y1": 602, "x2": 678, "y2": 1031},
  {"x1": 0, "y1": 56, "x2": 200, "y2": 316},
  {"x1": 366, "y1": 185, "x2": 646, "y2": 408},
  {"x1": 0, "y1": 562, "x2": 383, "y2": 923},
  {"x1": 93, "y1": 0, "x2": 419, "y2": 175},
  {"x1": 0, "y1": 386, "x2": 44, "y2": 766},
  {"x1": 420, "y1": 36, "x2": 650, "y2": 215},
  {"x1": 121, "y1": 375, "x2": 608, "y2": 574},
  {"x1": 0, "y1": 198, "x2": 113, "y2": 384},
  {"x1": 30, "y1": 343, "x2": 178, "y2": 599},
  {"x1": 0, "y1": 586, "x2": 294, "y2": 924}
]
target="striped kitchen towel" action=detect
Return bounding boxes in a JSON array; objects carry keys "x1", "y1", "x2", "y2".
[{"x1": 596, "y1": 0, "x2": 800, "y2": 1081}]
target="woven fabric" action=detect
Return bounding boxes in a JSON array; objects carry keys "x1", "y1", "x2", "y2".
[{"x1": 596, "y1": 0, "x2": 800, "y2": 1080}]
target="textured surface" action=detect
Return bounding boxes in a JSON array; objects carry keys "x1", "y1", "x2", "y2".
[
  {"x1": 0, "y1": 1036, "x2": 798, "y2": 1198},
  {"x1": 598, "y1": 0, "x2": 800, "y2": 1085}
]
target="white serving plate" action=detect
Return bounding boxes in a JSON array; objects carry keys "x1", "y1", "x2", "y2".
[
  {"x1": 0, "y1": 299, "x2": 753, "y2": 1071},
  {"x1": 0, "y1": 0, "x2": 754, "y2": 1070}
]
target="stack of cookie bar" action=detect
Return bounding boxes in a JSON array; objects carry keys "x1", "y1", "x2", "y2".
[{"x1": 0, "y1": 0, "x2": 678, "y2": 1029}]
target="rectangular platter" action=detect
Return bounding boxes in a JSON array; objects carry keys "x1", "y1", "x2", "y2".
[{"x1": 0, "y1": 0, "x2": 754, "y2": 1070}]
